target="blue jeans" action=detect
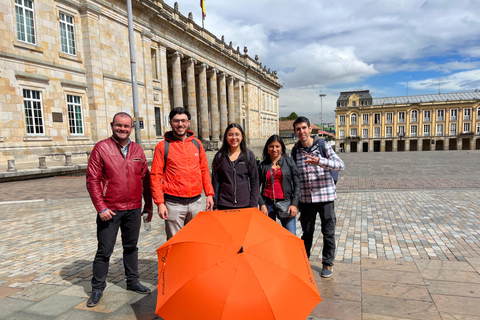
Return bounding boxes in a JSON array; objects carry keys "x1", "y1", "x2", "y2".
[{"x1": 264, "y1": 198, "x2": 296, "y2": 235}]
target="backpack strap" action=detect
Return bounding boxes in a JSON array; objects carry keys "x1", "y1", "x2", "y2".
[{"x1": 163, "y1": 139, "x2": 200, "y2": 173}]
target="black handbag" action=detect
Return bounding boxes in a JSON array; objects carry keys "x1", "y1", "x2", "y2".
[{"x1": 270, "y1": 168, "x2": 291, "y2": 219}]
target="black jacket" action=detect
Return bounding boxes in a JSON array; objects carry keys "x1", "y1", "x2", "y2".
[
  {"x1": 211, "y1": 150, "x2": 259, "y2": 209},
  {"x1": 258, "y1": 155, "x2": 300, "y2": 208}
]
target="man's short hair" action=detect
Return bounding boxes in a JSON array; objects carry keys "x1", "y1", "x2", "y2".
[
  {"x1": 293, "y1": 116, "x2": 311, "y2": 130},
  {"x1": 169, "y1": 107, "x2": 191, "y2": 121},
  {"x1": 112, "y1": 112, "x2": 133, "y2": 125}
]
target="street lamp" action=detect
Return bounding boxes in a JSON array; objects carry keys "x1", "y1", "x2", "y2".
[{"x1": 319, "y1": 93, "x2": 326, "y2": 138}]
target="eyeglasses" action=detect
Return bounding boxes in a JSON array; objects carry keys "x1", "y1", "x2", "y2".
[{"x1": 171, "y1": 119, "x2": 189, "y2": 125}]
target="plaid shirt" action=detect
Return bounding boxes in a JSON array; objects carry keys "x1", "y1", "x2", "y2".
[{"x1": 292, "y1": 137, "x2": 345, "y2": 203}]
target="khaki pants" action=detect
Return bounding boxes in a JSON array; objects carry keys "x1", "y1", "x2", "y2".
[{"x1": 164, "y1": 198, "x2": 203, "y2": 240}]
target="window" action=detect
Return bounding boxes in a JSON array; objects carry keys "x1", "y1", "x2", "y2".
[
  {"x1": 424, "y1": 110, "x2": 430, "y2": 122},
  {"x1": 374, "y1": 113, "x2": 381, "y2": 124},
  {"x1": 385, "y1": 126, "x2": 392, "y2": 137},
  {"x1": 339, "y1": 130, "x2": 345, "y2": 139},
  {"x1": 437, "y1": 110, "x2": 444, "y2": 121},
  {"x1": 477, "y1": 107, "x2": 480, "y2": 119},
  {"x1": 339, "y1": 115, "x2": 345, "y2": 125},
  {"x1": 463, "y1": 122, "x2": 470, "y2": 133},
  {"x1": 477, "y1": 123, "x2": 480, "y2": 134},
  {"x1": 23, "y1": 89, "x2": 44, "y2": 134},
  {"x1": 154, "y1": 107, "x2": 162, "y2": 136},
  {"x1": 436, "y1": 124, "x2": 443, "y2": 136},
  {"x1": 67, "y1": 95, "x2": 83, "y2": 134},
  {"x1": 362, "y1": 129, "x2": 368, "y2": 138},
  {"x1": 15, "y1": 0, "x2": 36, "y2": 44},
  {"x1": 350, "y1": 114, "x2": 357, "y2": 125},
  {"x1": 59, "y1": 12, "x2": 76, "y2": 55},
  {"x1": 350, "y1": 128, "x2": 357, "y2": 137},
  {"x1": 362, "y1": 114, "x2": 369, "y2": 124},
  {"x1": 450, "y1": 109, "x2": 457, "y2": 120},
  {"x1": 398, "y1": 111, "x2": 405, "y2": 123},
  {"x1": 386, "y1": 112, "x2": 393, "y2": 124},
  {"x1": 374, "y1": 127, "x2": 380, "y2": 138},
  {"x1": 151, "y1": 48, "x2": 158, "y2": 80},
  {"x1": 398, "y1": 125, "x2": 405, "y2": 136},
  {"x1": 411, "y1": 110, "x2": 418, "y2": 122},
  {"x1": 450, "y1": 123, "x2": 457, "y2": 135},
  {"x1": 464, "y1": 108, "x2": 471, "y2": 120},
  {"x1": 423, "y1": 124, "x2": 430, "y2": 136},
  {"x1": 410, "y1": 125, "x2": 417, "y2": 137},
  {"x1": 352, "y1": 101, "x2": 356, "y2": 107}
]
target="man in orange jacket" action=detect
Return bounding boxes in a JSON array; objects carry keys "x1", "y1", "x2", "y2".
[{"x1": 151, "y1": 107, "x2": 214, "y2": 240}]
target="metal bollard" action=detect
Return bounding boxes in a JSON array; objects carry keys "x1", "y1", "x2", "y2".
[
  {"x1": 7, "y1": 159, "x2": 17, "y2": 172},
  {"x1": 64, "y1": 152, "x2": 73, "y2": 166},
  {"x1": 38, "y1": 156, "x2": 47, "y2": 169}
]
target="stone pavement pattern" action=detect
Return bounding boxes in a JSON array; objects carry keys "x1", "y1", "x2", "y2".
[{"x1": 0, "y1": 150, "x2": 480, "y2": 319}]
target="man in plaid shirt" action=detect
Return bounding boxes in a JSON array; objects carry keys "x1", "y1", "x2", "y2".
[{"x1": 291, "y1": 116, "x2": 345, "y2": 278}]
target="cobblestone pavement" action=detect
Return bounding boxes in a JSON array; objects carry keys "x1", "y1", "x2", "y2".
[{"x1": 0, "y1": 150, "x2": 480, "y2": 319}]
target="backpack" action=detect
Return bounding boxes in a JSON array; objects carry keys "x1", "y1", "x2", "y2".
[
  {"x1": 163, "y1": 139, "x2": 200, "y2": 172},
  {"x1": 291, "y1": 139, "x2": 338, "y2": 184}
]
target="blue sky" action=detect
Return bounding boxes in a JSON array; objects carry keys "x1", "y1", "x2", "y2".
[{"x1": 165, "y1": 0, "x2": 480, "y2": 125}]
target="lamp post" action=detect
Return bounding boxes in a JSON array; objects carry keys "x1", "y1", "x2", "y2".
[{"x1": 319, "y1": 93, "x2": 326, "y2": 138}]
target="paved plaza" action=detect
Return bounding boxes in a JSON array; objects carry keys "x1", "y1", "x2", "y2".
[{"x1": 0, "y1": 150, "x2": 480, "y2": 319}]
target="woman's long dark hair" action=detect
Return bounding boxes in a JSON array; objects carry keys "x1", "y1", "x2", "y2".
[
  {"x1": 262, "y1": 134, "x2": 286, "y2": 161},
  {"x1": 215, "y1": 123, "x2": 249, "y2": 165}
]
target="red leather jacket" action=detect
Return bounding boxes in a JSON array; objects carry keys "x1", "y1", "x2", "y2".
[{"x1": 86, "y1": 137, "x2": 153, "y2": 213}]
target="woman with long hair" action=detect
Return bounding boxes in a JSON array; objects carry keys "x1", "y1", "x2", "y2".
[
  {"x1": 258, "y1": 135, "x2": 300, "y2": 234},
  {"x1": 211, "y1": 123, "x2": 259, "y2": 210}
]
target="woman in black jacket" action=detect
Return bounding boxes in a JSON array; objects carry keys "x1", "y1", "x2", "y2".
[
  {"x1": 211, "y1": 123, "x2": 259, "y2": 210},
  {"x1": 258, "y1": 135, "x2": 300, "y2": 234}
]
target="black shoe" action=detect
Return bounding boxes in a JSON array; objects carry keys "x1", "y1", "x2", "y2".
[
  {"x1": 86, "y1": 291, "x2": 103, "y2": 307},
  {"x1": 127, "y1": 282, "x2": 151, "y2": 294}
]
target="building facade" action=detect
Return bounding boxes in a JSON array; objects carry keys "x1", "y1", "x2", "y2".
[
  {"x1": 335, "y1": 90, "x2": 480, "y2": 152},
  {"x1": 0, "y1": 0, "x2": 281, "y2": 163}
]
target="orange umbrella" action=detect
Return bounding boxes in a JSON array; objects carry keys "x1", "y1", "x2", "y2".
[{"x1": 156, "y1": 207, "x2": 321, "y2": 320}]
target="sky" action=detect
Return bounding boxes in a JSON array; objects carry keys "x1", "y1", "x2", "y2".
[{"x1": 165, "y1": 0, "x2": 480, "y2": 125}]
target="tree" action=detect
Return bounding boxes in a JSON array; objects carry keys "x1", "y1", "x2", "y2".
[{"x1": 279, "y1": 112, "x2": 298, "y2": 121}]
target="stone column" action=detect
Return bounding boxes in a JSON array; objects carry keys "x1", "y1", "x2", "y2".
[
  {"x1": 218, "y1": 72, "x2": 228, "y2": 136},
  {"x1": 227, "y1": 76, "x2": 235, "y2": 124},
  {"x1": 209, "y1": 68, "x2": 220, "y2": 142},
  {"x1": 171, "y1": 51, "x2": 183, "y2": 108},
  {"x1": 185, "y1": 58, "x2": 198, "y2": 135},
  {"x1": 158, "y1": 46, "x2": 170, "y2": 134},
  {"x1": 234, "y1": 80, "x2": 242, "y2": 123},
  {"x1": 197, "y1": 63, "x2": 209, "y2": 142}
]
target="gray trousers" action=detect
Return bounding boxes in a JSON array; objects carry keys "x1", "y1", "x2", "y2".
[{"x1": 164, "y1": 198, "x2": 203, "y2": 240}]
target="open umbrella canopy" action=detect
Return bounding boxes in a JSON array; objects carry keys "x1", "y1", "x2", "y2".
[{"x1": 156, "y1": 208, "x2": 321, "y2": 320}]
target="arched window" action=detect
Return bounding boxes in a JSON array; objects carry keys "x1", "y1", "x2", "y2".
[{"x1": 350, "y1": 113, "x2": 357, "y2": 125}]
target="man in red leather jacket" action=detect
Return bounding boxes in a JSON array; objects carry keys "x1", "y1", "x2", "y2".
[{"x1": 86, "y1": 112, "x2": 153, "y2": 307}]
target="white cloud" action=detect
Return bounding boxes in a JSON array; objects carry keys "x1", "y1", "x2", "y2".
[
  {"x1": 166, "y1": 0, "x2": 480, "y2": 120},
  {"x1": 409, "y1": 69, "x2": 480, "y2": 92}
]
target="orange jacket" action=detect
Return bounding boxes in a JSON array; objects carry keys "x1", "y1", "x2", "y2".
[{"x1": 150, "y1": 131, "x2": 214, "y2": 205}]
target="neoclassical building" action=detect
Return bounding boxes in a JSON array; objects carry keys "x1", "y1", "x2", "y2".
[
  {"x1": 335, "y1": 90, "x2": 480, "y2": 152},
  {"x1": 0, "y1": 0, "x2": 281, "y2": 163}
]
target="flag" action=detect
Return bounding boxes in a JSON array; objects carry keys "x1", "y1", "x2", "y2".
[{"x1": 200, "y1": 0, "x2": 206, "y2": 20}]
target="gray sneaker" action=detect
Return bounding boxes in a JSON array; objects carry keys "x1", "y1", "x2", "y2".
[{"x1": 321, "y1": 265, "x2": 333, "y2": 278}]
